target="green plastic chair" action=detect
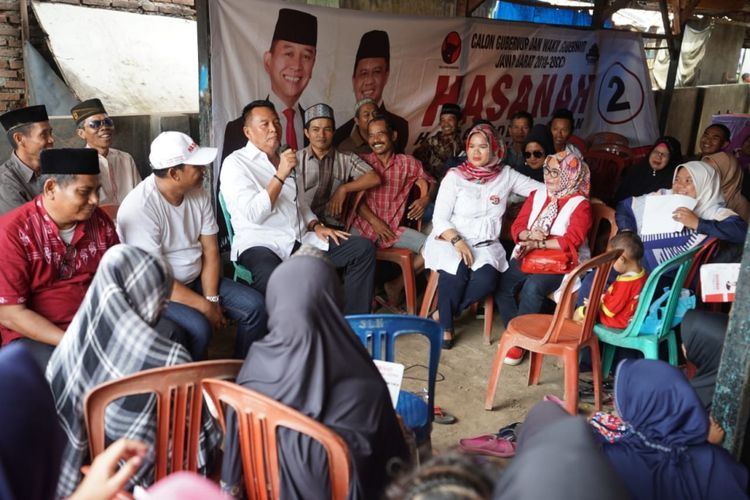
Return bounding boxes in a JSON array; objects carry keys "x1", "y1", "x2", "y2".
[
  {"x1": 594, "y1": 245, "x2": 700, "y2": 378},
  {"x1": 218, "y1": 192, "x2": 254, "y2": 286}
]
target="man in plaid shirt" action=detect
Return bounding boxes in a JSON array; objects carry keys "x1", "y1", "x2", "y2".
[{"x1": 352, "y1": 114, "x2": 435, "y2": 306}]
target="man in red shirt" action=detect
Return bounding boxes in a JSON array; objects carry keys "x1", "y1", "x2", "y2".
[
  {"x1": 352, "y1": 114, "x2": 434, "y2": 306},
  {"x1": 0, "y1": 148, "x2": 119, "y2": 367}
]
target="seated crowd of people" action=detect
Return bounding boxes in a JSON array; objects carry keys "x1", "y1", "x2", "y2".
[{"x1": 0, "y1": 64, "x2": 749, "y2": 497}]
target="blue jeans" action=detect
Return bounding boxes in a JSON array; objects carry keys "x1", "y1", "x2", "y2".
[
  {"x1": 494, "y1": 258, "x2": 564, "y2": 326},
  {"x1": 163, "y1": 277, "x2": 267, "y2": 360}
]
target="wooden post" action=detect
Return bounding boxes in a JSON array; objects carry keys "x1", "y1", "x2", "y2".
[
  {"x1": 713, "y1": 230, "x2": 750, "y2": 459},
  {"x1": 19, "y1": 0, "x2": 29, "y2": 105},
  {"x1": 195, "y1": 0, "x2": 213, "y2": 193},
  {"x1": 657, "y1": 0, "x2": 681, "y2": 136}
]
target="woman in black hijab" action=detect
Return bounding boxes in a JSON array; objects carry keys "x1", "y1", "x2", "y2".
[
  {"x1": 681, "y1": 309, "x2": 727, "y2": 410},
  {"x1": 512, "y1": 124, "x2": 555, "y2": 183},
  {"x1": 221, "y1": 250, "x2": 409, "y2": 499},
  {"x1": 614, "y1": 136, "x2": 683, "y2": 203}
]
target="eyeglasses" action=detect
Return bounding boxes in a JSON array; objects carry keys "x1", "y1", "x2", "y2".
[
  {"x1": 58, "y1": 245, "x2": 77, "y2": 280},
  {"x1": 524, "y1": 151, "x2": 545, "y2": 159},
  {"x1": 543, "y1": 166, "x2": 560, "y2": 178},
  {"x1": 85, "y1": 117, "x2": 114, "y2": 130},
  {"x1": 651, "y1": 150, "x2": 668, "y2": 158}
]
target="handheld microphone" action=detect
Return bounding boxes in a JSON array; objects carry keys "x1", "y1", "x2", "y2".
[{"x1": 279, "y1": 143, "x2": 297, "y2": 179}]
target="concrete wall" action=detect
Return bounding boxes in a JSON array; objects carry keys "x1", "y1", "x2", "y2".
[
  {"x1": 0, "y1": 113, "x2": 198, "y2": 178},
  {"x1": 656, "y1": 84, "x2": 749, "y2": 155},
  {"x1": 695, "y1": 22, "x2": 745, "y2": 86}
]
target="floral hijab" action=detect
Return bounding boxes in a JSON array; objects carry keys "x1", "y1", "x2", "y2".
[
  {"x1": 455, "y1": 123, "x2": 505, "y2": 184},
  {"x1": 531, "y1": 150, "x2": 590, "y2": 236}
]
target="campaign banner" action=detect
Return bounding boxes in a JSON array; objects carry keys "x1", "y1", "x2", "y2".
[{"x1": 209, "y1": 0, "x2": 658, "y2": 160}]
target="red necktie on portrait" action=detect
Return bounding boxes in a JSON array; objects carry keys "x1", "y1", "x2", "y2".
[{"x1": 283, "y1": 108, "x2": 298, "y2": 150}]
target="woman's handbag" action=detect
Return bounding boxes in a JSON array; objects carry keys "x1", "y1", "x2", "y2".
[{"x1": 520, "y1": 244, "x2": 579, "y2": 275}]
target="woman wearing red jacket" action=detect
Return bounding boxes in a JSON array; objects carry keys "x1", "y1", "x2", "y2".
[{"x1": 494, "y1": 150, "x2": 592, "y2": 365}]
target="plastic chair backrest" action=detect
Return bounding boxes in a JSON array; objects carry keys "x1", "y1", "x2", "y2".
[
  {"x1": 587, "y1": 132, "x2": 630, "y2": 148},
  {"x1": 218, "y1": 192, "x2": 254, "y2": 285},
  {"x1": 202, "y1": 379, "x2": 351, "y2": 500},
  {"x1": 218, "y1": 192, "x2": 236, "y2": 244},
  {"x1": 568, "y1": 135, "x2": 587, "y2": 155},
  {"x1": 588, "y1": 143, "x2": 633, "y2": 162},
  {"x1": 344, "y1": 314, "x2": 442, "y2": 421},
  {"x1": 84, "y1": 360, "x2": 242, "y2": 479},
  {"x1": 542, "y1": 249, "x2": 622, "y2": 344},
  {"x1": 630, "y1": 145, "x2": 652, "y2": 166},
  {"x1": 685, "y1": 237, "x2": 719, "y2": 290},
  {"x1": 617, "y1": 245, "x2": 700, "y2": 338},
  {"x1": 585, "y1": 150, "x2": 628, "y2": 205},
  {"x1": 99, "y1": 204, "x2": 119, "y2": 222},
  {"x1": 588, "y1": 203, "x2": 618, "y2": 256}
]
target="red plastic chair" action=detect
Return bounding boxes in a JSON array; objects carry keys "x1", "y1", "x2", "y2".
[
  {"x1": 419, "y1": 270, "x2": 494, "y2": 345},
  {"x1": 84, "y1": 360, "x2": 242, "y2": 479},
  {"x1": 588, "y1": 203, "x2": 618, "y2": 256},
  {"x1": 567, "y1": 135, "x2": 587, "y2": 155},
  {"x1": 484, "y1": 249, "x2": 622, "y2": 415},
  {"x1": 585, "y1": 151, "x2": 628, "y2": 206},
  {"x1": 587, "y1": 132, "x2": 629, "y2": 148},
  {"x1": 630, "y1": 145, "x2": 652, "y2": 166},
  {"x1": 99, "y1": 204, "x2": 119, "y2": 223},
  {"x1": 203, "y1": 379, "x2": 351, "y2": 500},
  {"x1": 588, "y1": 143, "x2": 633, "y2": 163},
  {"x1": 684, "y1": 237, "x2": 721, "y2": 311}
]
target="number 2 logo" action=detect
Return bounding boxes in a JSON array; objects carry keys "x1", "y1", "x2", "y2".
[{"x1": 597, "y1": 62, "x2": 644, "y2": 125}]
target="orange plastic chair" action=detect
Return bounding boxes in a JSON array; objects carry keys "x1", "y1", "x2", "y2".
[
  {"x1": 419, "y1": 270, "x2": 494, "y2": 345},
  {"x1": 484, "y1": 249, "x2": 622, "y2": 415},
  {"x1": 99, "y1": 204, "x2": 119, "y2": 222},
  {"x1": 202, "y1": 379, "x2": 351, "y2": 500},
  {"x1": 346, "y1": 189, "x2": 423, "y2": 315},
  {"x1": 585, "y1": 150, "x2": 628, "y2": 206},
  {"x1": 588, "y1": 203, "x2": 618, "y2": 256},
  {"x1": 84, "y1": 360, "x2": 243, "y2": 479}
]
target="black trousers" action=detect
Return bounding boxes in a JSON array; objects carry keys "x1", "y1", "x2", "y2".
[{"x1": 238, "y1": 236, "x2": 376, "y2": 314}]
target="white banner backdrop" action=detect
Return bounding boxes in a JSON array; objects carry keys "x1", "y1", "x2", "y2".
[{"x1": 209, "y1": 0, "x2": 658, "y2": 158}]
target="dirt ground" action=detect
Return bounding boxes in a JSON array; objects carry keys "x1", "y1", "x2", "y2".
[{"x1": 209, "y1": 307, "x2": 574, "y2": 455}]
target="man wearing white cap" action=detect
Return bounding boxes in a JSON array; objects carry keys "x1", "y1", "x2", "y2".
[{"x1": 118, "y1": 132, "x2": 267, "y2": 360}]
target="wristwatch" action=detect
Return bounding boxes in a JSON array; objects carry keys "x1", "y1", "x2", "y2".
[
  {"x1": 205, "y1": 295, "x2": 220, "y2": 303},
  {"x1": 450, "y1": 235, "x2": 463, "y2": 246}
]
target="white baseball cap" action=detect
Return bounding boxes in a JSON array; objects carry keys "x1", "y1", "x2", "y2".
[{"x1": 149, "y1": 131, "x2": 217, "y2": 170}]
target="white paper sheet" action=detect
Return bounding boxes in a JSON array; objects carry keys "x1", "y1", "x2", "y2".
[
  {"x1": 641, "y1": 194, "x2": 698, "y2": 235},
  {"x1": 373, "y1": 360, "x2": 405, "y2": 409}
]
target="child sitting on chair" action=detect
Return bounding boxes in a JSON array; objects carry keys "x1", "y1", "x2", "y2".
[{"x1": 574, "y1": 232, "x2": 646, "y2": 328}]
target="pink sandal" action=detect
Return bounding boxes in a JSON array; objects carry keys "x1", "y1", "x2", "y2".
[{"x1": 459, "y1": 435, "x2": 517, "y2": 458}]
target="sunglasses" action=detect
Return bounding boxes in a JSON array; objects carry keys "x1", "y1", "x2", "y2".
[
  {"x1": 85, "y1": 117, "x2": 114, "y2": 130},
  {"x1": 523, "y1": 151, "x2": 545, "y2": 159}
]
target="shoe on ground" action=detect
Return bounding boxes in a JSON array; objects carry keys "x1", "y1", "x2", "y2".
[{"x1": 504, "y1": 347, "x2": 525, "y2": 366}]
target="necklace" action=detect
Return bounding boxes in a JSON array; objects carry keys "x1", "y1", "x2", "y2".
[{"x1": 651, "y1": 169, "x2": 656, "y2": 177}]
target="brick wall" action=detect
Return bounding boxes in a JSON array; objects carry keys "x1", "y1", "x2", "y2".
[
  {"x1": 0, "y1": 0, "x2": 196, "y2": 113},
  {"x1": 0, "y1": 0, "x2": 24, "y2": 113}
]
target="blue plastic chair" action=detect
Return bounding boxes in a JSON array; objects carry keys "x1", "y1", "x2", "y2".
[
  {"x1": 218, "y1": 192, "x2": 253, "y2": 286},
  {"x1": 345, "y1": 314, "x2": 442, "y2": 445},
  {"x1": 594, "y1": 245, "x2": 700, "y2": 377}
]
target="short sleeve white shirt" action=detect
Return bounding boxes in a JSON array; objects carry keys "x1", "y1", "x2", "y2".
[{"x1": 117, "y1": 175, "x2": 218, "y2": 284}]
